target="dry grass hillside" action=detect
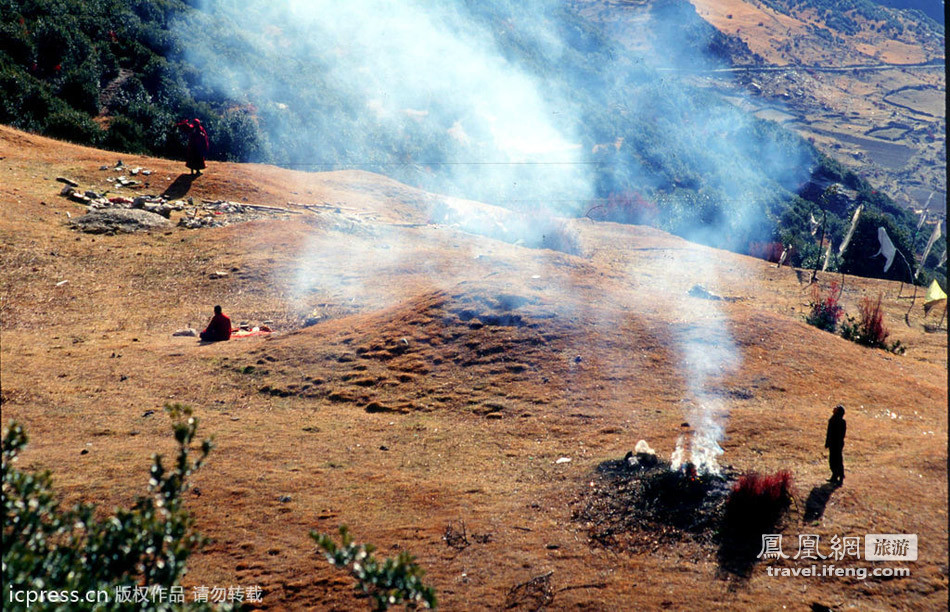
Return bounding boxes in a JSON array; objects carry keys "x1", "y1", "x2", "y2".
[{"x1": 1, "y1": 126, "x2": 947, "y2": 610}]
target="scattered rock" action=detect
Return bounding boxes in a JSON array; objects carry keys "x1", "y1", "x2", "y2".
[
  {"x1": 178, "y1": 216, "x2": 223, "y2": 229},
  {"x1": 624, "y1": 440, "x2": 660, "y2": 469},
  {"x1": 70, "y1": 209, "x2": 171, "y2": 234},
  {"x1": 56, "y1": 177, "x2": 79, "y2": 187},
  {"x1": 172, "y1": 328, "x2": 198, "y2": 337},
  {"x1": 80, "y1": 449, "x2": 89, "y2": 455},
  {"x1": 142, "y1": 410, "x2": 155, "y2": 418},
  {"x1": 209, "y1": 271, "x2": 229, "y2": 279},
  {"x1": 278, "y1": 495, "x2": 292, "y2": 503},
  {"x1": 555, "y1": 457, "x2": 572, "y2": 464},
  {"x1": 635, "y1": 440, "x2": 655, "y2": 455}
]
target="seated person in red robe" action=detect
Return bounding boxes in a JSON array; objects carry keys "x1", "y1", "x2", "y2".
[{"x1": 200, "y1": 305, "x2": 232, "y2": 342}]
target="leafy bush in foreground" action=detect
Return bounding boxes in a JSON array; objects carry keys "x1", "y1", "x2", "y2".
[
  {"x1": 312, "y1": 526, "x2": 436, "y2": 610},
  {"x1": 2, "y1": 404, "x2": 212, "y2": 610}
]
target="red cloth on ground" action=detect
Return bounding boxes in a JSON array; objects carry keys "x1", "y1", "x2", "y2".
[{"x1": 201, "y1": 313, "x2": 231, "y2": 341}]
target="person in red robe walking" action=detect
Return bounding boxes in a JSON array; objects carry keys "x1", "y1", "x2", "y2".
[
  {"x1": 177, "y1": 118, "x2": 209, "y2": 176},
  {"x1": 200, "y1": 305, "x2": 232, "y2": 342}
]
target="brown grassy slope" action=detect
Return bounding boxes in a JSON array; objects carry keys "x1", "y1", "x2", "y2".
[{"x1": 1, "y1": 126, "x2": 946, "y2": 610}]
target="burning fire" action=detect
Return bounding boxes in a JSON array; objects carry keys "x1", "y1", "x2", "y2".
[{"x1": 669, "y1": 416, "x2": 724, "y2": 477}]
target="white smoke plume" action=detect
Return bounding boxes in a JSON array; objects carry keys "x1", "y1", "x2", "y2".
[
  {"x1": 174, "y1": 0, "x2": 813, "y2": 471},
  {"x1": 669, "y1": 284, "x2": 738, "y2": 475}
]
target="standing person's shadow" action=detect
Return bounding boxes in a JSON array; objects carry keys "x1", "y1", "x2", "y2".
[
  {"x1": 161, "y1": 174, "x2": 197, "y2": 200},
  {"x1": 804, "y1": 482, "x2": 840, "y2": 523}
]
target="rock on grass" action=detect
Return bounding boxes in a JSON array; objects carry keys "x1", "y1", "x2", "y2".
[{"x1": 70, "y1": 209, "x2": 170, "y2": 234}]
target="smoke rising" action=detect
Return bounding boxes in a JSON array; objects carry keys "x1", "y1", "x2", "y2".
[
  {"x1": 176, "y1": 0, "x2": 814, "y2": 471},
  {"x1": 179, "y1": 0, "x2": 592, "y2": 209},
  {"x1": 670, "y1": 289, "x2": 740, "y2": 475}
]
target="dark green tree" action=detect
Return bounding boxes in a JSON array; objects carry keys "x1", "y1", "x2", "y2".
[{"x1": 840, "y1": 211, "x2": 916, "y2": 283}]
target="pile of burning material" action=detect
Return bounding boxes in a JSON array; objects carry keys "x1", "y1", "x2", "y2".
[{"x1": 572, "y1": 439, "x2": 733, "y2": 553}]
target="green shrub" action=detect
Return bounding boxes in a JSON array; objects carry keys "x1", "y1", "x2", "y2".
[
  {"x1": 43, "y1": 108, "x2": 104, "y2": 146},
  {"x1": 312, "y1": 526, "x2": 436, "y2": 610},
  {"x1": 0, "y1": 68, "x2": 58, "y2": 131},
  {"x1": 213, "y1": 108, "x2": 269, "y2": 163},
  {"x1": 2, "y1": 404, "x2": 212, "y2": 609},
  {"x1": 57, "y1": 61, "x2": 102, "y2": 115},
  {"x1": 104, "y1": 115, "x2": 150, "y2": 154}
]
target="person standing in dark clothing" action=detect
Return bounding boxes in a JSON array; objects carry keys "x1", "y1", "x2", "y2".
[
  {"x1": 177, "y1": 118, "x2": 209, "y2": 176},
  {"x1": 200, "y1": 305, "x2": 231, "y2": 342},
  {"x1": 825, "y1": 405, "x2": 847, "y2": 485}
]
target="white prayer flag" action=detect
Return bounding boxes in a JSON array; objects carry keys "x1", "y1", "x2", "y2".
[
  {"x1": 917, "y1": 221, "x2": 943, "y2": 278},
  {"x1": 821, "y1": 241, "x2": 832, "y2": 271},
  {"x1": 839, "y1": 205, "x2": 862, "y2": 256},
  {"x1": 874, "y1": 226, "x2": 897, "y2": 273}
]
